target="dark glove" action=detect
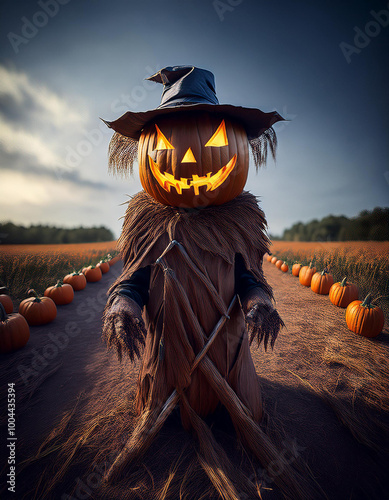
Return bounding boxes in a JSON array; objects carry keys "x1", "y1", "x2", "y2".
[
  {"x1": 242, "y1": 287, "x2": 284, "y2": 350},
  {"x1": 102, "y1": 293, "x2": 147, "y2": 362}
]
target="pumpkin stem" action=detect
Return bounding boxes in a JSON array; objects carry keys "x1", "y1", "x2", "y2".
[
  {"x1": 361, "y1": 293, "x2": 373, "y2": 308},
  {"x1": 321, "y1": 267, "x2": 329, "y2": 276},
  {"x1": 0, "y1": 303, "x2": 8, "y2": 321},
  {"x1": 340, "y1": 277, "x2": 348, "y2": 287},
  {"x1": 27, "y1": 289, "x2": 42, "y2": 302},
  {"x1": 56, "y1": 280, "x2": 64, "y2": 287}
]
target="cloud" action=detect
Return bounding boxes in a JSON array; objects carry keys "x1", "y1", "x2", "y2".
[
  {"x1": 0, "y1": 64, "x2": 88, "y2": 128},
  {"x1": 0, "y1": 148, "x2": 112, "y2": 191},
  {"x1": 0, "y1": 64, "x2": 111, "y2": 191},
  {"x1": 0, "y1": 118, "x2": 63, "y2": 167}
]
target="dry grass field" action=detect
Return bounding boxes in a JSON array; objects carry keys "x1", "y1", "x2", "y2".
[
  {"x1": 0, "y1": 241, "x2": 119, "y2": 302},
  {"x1": 269, "y1": 240, "x2": 389, "y2": 259},
  {"x1": 269, "y1": 240, "x2": 389, "y2": 323},
  {"x1": 0, "y1": 241, "x2": 118, "y2": 255}
]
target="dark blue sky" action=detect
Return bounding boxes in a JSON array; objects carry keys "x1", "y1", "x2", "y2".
[{"x1": 1, "y1": 0, "x2": 388, "y2": 237}]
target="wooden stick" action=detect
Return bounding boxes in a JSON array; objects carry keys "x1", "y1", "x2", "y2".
[
  {"x1": 195, "y1": 357, "x2": 318, "y2": 499},
  {"x1": 157, "y1": 240, "x2": 227, "y2": 316},
  {"x1": 103, "y1": 392, "x2": 179, "y2": 483},
  {"x1": 103, "y1": 295, "x2": 236, "y2": 483}
]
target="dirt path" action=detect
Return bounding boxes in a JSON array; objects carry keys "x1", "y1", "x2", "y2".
[
  {"x1": 0, "y1": 263, "x2": 125, "y2": 457},
  {"x1": 255, "y1": 260, "x2": 389, "y2": 500},
  {"x1": 1, "y1": 258, "x2": 388, "y2": 499}
]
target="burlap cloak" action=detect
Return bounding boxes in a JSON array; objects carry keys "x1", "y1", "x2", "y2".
[{"x1": 109, "y1": 190, "x2": 273, "y2": 429}]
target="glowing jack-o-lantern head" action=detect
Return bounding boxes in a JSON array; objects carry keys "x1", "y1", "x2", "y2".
[
  {"x1": 138, "y1": 112, "x2": 249, "y2": 208},
  {"x1": 104, "y1": 66, "x2": 284, "y2": 208}
]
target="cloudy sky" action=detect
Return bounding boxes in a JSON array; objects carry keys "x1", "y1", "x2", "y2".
[{"x1": 0, "y1": 0, "x2": 388, "y2": 239}]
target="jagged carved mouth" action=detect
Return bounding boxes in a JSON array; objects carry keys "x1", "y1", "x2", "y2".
[{"x1": 148, "y1": 155, "x2": 237, "y2": 195}]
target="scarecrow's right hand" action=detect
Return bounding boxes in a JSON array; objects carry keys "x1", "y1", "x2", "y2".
[{"x1": 102, "y1": 294, "x2": 147, "y2": 362}]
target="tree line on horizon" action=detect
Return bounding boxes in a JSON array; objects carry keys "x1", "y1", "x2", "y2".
[
  {"x1": 0, "y1": 222, "x2": 115, "y2": 245},
  {"x1": 272, "y1": 207, "x2": 389, "y2": 242}
]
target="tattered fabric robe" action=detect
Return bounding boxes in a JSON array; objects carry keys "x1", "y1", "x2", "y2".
[{"x1": 109, "y1": 190, "x2": 273, "y2": 428}]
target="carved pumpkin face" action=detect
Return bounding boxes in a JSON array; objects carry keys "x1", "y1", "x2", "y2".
[{"x1": 138, "y1": 112, "x2": 249, "y2": 207}]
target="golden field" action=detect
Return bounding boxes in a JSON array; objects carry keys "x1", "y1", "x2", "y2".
[
  {"x1": 268, "y1": 240, "x2": 389, "y2": 322},
  {"x1": 269, "y1": 240, "x2": 389, "y2": 259},
  {"x1": 0, "y1": 241, "x2": 118, "y2": 256},
  {"x1": 0, "y1": 241, "x2": 119, "y2": 303}
]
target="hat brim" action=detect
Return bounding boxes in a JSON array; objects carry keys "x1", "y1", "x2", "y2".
[{"x1": 103, "y1": 103, "x2": 284, "y2": 141}]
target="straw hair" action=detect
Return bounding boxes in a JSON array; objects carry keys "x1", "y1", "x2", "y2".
[
  {"x1": 108, "y1": 131, "x2": 138, "y2": 177},
  {"x1": 249, "y1": 126, "x2": 278, "y2": 170}
]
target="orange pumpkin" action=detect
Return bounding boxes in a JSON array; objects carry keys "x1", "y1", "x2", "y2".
[
  {"x1": 97, "y1": 261, "x2": 110, "y2": 274},
  {"x1": 271, "y1": 256, "x2": 278, "y2": 264},
  {"x1": 0, "y1": 294, "x2": 13, "y2": 314},
  {"x1": 108, "y1": 255, "x2": 121, "y2": 266},
  {"x1": 275, "y1": 259, "x2": 283, "y2": 269},
  {"x1": 266, "y1": 254, "x2": 273, "y2": 263},
  {"x1": 329, "y1": 277, "x2": 359, "y2": 308},
  {"x1": 311, "y1": 269, "x2": 334, "y2": 295},
  {"x1": 44, "y1": 281, "x2": 74, "y2": 305},
  {"x1": 299, "y1": 262, "x2": 317, "y2": 287},
  {"x1": 281, "y1": 262, "x2": 289, "y2": 273},
  {"x1": 19, "y1": 290, "x2": 57, "y2": 326},
  {"x1": 138, "y1": 112, "x2": 249, "y2": 208},
  {"x1": 292, "y1": 263, "x2": 302, "y2": 277},
  {"x1": 346, "y1": 294, "x2": 385, "y2": 338},
  {"x1": 84, "y1": 266, "x2": 102, "y2": 283},
  {"x1": 64, "y1": 271, "x2": 87, "y2": 291},
  {"x1": 0, "y1": 304, "x2": 30, "y2": 354}
]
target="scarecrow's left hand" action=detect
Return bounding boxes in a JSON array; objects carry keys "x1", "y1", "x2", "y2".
[
  {"x1": 242, "y1": 287, "x2": 284, "y2": 350},
  {"x1": 102, "y1": 294, "x2": 147, "y2": 362}
]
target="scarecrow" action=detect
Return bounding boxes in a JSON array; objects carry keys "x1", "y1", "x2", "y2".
[{"x1": 101, "y1": 66, "x2": 299, "y2": 497}]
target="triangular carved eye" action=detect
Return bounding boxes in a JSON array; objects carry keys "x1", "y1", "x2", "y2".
[
  {"x1": 205, "y1": 120, "x2": 228, "y2": 147},
  {"x1": 154, "y1": 124, "x2": 175, "y2": 150}
]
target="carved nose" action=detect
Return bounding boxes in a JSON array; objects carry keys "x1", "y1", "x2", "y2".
[{"x1": 181, "y1": 147, "x2": 197, "y2": 163}]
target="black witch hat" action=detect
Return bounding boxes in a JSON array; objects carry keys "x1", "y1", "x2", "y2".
[{"x1": 104, "y1": 66, "x2": 284, "y2": 174}]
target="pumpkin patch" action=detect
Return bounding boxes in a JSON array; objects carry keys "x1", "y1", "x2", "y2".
[
  {"x1": 97, "y1": 260, "x2": 110, "y2": 274},
  {"x1": 346, "y1": 294, "x2": 385, "y2": 338},
  {"x1": 19, "y1": 290, "x2": 57, "y2": 326},
  {"x1": 0, "y1": 303, "x2": 30, "y2": 354},
  {"x1": 0, "y1": 293, "x2": 13, "y2": 314},
  {"x1": 83, "y1": 266, "x2": 103, "y2": 283},
  {"x1": 44, "y1": 281, "x2": 74, "y2": 305},
  {"x1": 311, "y1": 269, "x2": 334, "y2": 295},
  {"x1": 280, "y1": 262, "x2": 289, "y2": 273},
  {"x1": 292, "y1": 263, "x2": 302, "y2": 277},
  {"x1": 299, "y1": 262, "x2": 317, "y2": 287},
  {"x1": 64, "y1": 271, "x2": 87, "y2": 291},
  {"x1": 329, "y1": 277, "x2": 359, "y2": 308}
]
